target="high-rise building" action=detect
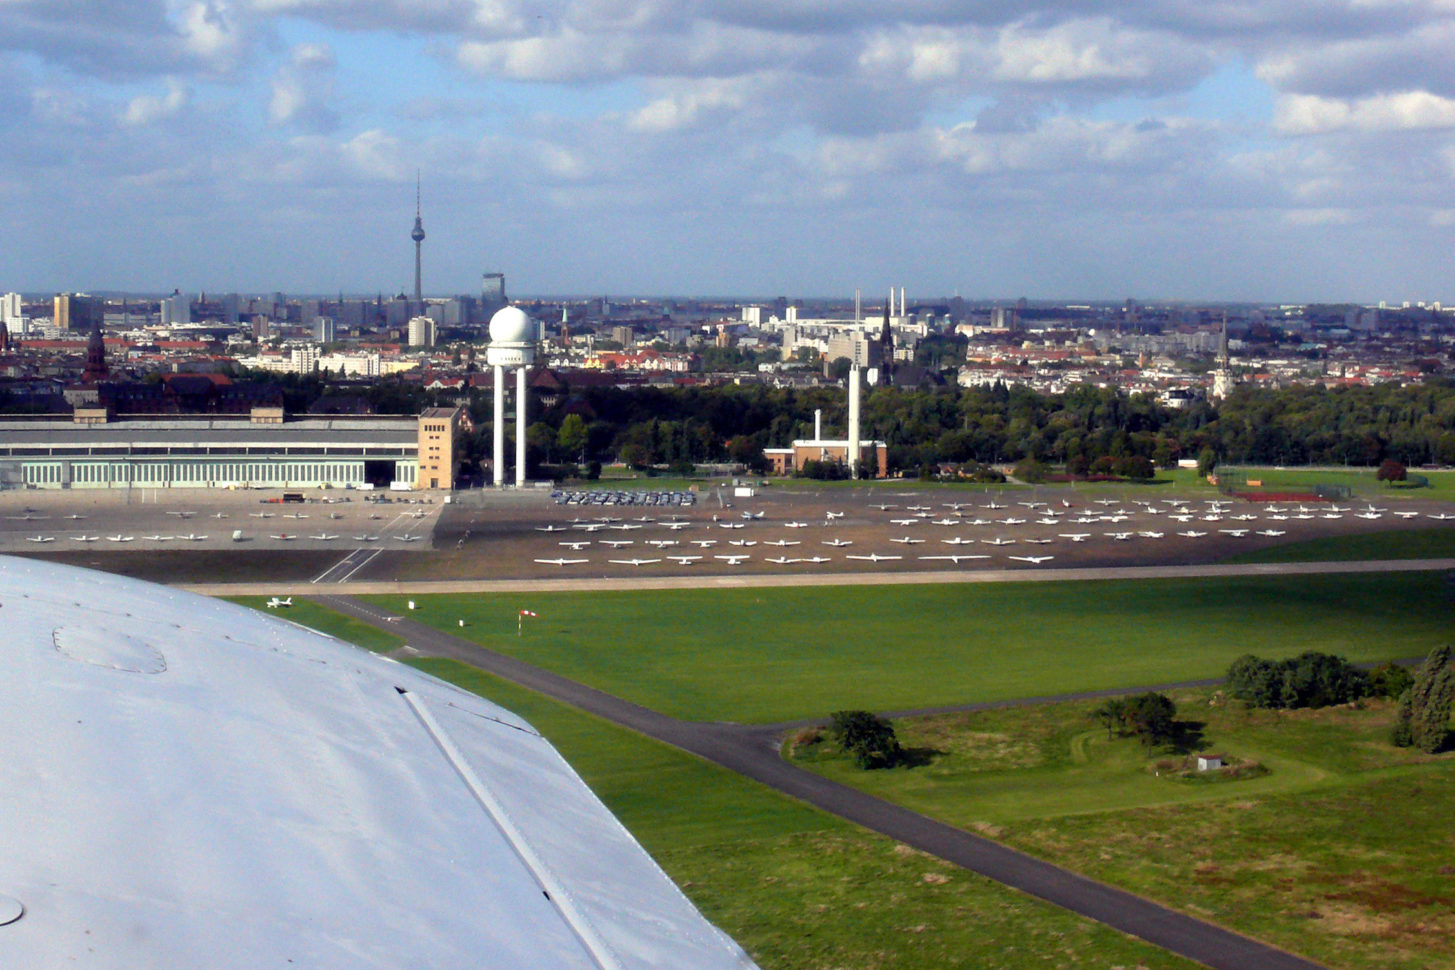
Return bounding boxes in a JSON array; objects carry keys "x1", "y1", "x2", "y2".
[
  {"x1": 408, "y1": 315, "x2": 435, "y2": 348},
  {"x1": 314, "y1": 318, "x2": 337, "y2": 344},
  {"x1": 161, "y1": 291, "x2": 191, "y2": 327},
  {"x1": 54, "y1": 293, "x2": 104, "y2": 331},
  {"x1": 480, "y1": 273, "x2": 507, "y2": 320}
]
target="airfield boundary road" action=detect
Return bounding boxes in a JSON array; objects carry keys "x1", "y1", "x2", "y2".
[{"x1": 316, "y1": 592, "x2": 1333, "y2": 970}]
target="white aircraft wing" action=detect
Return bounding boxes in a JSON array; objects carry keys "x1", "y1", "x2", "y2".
[{"x1": 0, "y1": 556, "x2": 759, "y2": 970}]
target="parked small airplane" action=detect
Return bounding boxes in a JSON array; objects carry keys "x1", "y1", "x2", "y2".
[
  {"x1": 283, "y1": 513, "x2": 309, "y2": 519},
  {"x1": 727, "y1": 539, "x2": 757, "y2": 546},
  {"x1": 764, "y1": 539, "x2": 800, "y2": 547},
  {"x1": 822, "y1": 538, "x2": 852, "y2": 547},
  {"x1": 105, "y1": 535, "x2": 134, "y2": 542},
  {"x1": 689, "y1": 539, "x2": 717, "y2": 547},
  {"x1": 1176, "y1": 530, "x2": 1208, "y2": 538},
  {"x1": 784, "y1": 521, "x2": 809, "y2": 529},
  {"x1": 765, "y1": 556, "x2": 798, "y2": 565},
  {"x1": 1137, "y1": 531, "x2": 1165, "y2": 539},
  {"x1": 25, "y1": 536, "x2": 54, "y2": 543},
  {"x1": 166, "y1": 511, "x2": 197, "y2": 519},
  {"x1": 394, "y1": 535, "x2": 423, "y2": 542},
  {"x1": 70, "y1": 535, "x2": 99, "y2": 542},
  {"x1": 609, "y1": 523, "x2": 642, "y2": 531},
  {"x1": 1394, "y1": 510, "x2": 1420, "y2": 518},
  {"x1": 889, "y1": 518, "x2": 918, "y2": 526},
  {"x1": 1023, "y1": 537, "x2": 1054, "y2": 545},
  {"x1": 1105, "y1": 532, "x2": 1134, "y2": 541},
  {"x1": 717, "y1": 522, "x2": 744, "y2": 530},
  {"x1": 663, "y1": 521, "x2": 692, "y2": 530},
  {"x1": 801, "y1": 556, "x2": 831, "y2": 564},
  {"x1": 536, "y1": 525, "x2": 566, "y2": 532},
  {"x1": 941, "y1": 536, "x2": 976, "y2": 545},
  {"x1": 741, "y1": 511, "x2": 764, "y2": 520},
  {"x1": 1002, "y1": 517, "x2": 1026, "y2": 525},
  {"x1": 644, "y1": 539, "x2": 679, "y2": 548},
  {"x1": 535, "y1": 558, "x2": 589, "y2": 566},
  {"x1": 265, "y1": 597, "x2": 293, "y2": 608},
  {"x1": 608, "y1": 558, "x2": 661, "y2": 566},
  {"x1": 983, "y1": 501, "x2": 1006, "y2": 509},
  {"x1": 1059, "y1": 533, "x2": 1091, "y2": 542},
  {"x1": 931, "y1": 518, "x2": 959, "y2": 526},
  {"x1": 1427, "y1": 512, "x2": 1455, "y2": 520},
  {"x1": 869, "y1": 504, "x2": 897, "y2": 510},
  {"x1": 1219, "y1": 528, "x2": 1250, "y2": 537},
  {"x1": 179, "y1": 533, "x2": 208, "y2": 541},
  {"x1": 1355, "y1": 512, "x2": 1380, "y2": 520},
  {"x1": 845, "y1": 553, "x2": 902, "y2": 562},
  {"x1": 65, "y1": 514, "x2": 86, "y2": 520},
  {"x1": 918, "y1": 554, "x2": 989, "y2": 563},
  {"x1": 666, "y1": 555, "x2": 702, "y2": 564},
  {"x1": 352, "y1": 535, "x2": 380, "y2": 542},
  {"x1": 268, "y1": 534, "x2": 296, "y2": 541},
  {"x1": 825, "y1": 511, "x2": 844, "y2": 520},
  {"x1": 1256, "y1": 529, "x2": 1286, "y2": 537},
  {"x1": 250, "y1": 512, "x2": 275, "y2": 519},
  {"x1": 714, "y1": 554, "x2": 750, "y2": 565},
  {"x1": 559, "y1": 541, "x2": 591, "y2": 550},
  {"x1": 889, "y1": 536, "x2": 924, "y2": 544},
  {"x1": 601, "y1": 539, "x2": 633, "y2": 547},
  {"x1": 1007, "y1": 555, "x2": 1054, "y2": 564},
  {"x1": 982, "y1": 536, "x2": 1016, "y2": 546}
]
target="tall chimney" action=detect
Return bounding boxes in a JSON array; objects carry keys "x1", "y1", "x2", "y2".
[
  {"x1": 847, "y1": 367, "x2": 861, "y2": 478},
  {"x1": 814, "y1": 408, "x2": 822, "y2": 441}
]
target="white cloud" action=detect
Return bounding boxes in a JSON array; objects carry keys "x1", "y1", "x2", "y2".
[
  {"x1": 627, "y1": 80, "x2": 748, "y2": 132},
  {"x1": 1274, "y1": 90, "x2": 1455, "y2": 134},
  {"x1": 122, "y1": 78, "x2": 190, "y2": 125},
  {"x1": 267, "y1": 42, "x2": 337, "y2": 130}
]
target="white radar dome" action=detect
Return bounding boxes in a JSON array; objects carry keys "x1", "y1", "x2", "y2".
[{"x1": 488, "y1": 305, "x2": 535, "y2": 345}]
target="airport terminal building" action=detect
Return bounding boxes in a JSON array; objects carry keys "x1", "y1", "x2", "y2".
[{"x1": 0, "y1": 408, "x2": 460, "y2": 491}]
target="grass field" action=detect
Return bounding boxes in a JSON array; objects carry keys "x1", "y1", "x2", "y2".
[
  {"x1": 1227, "y1": 527, "x2": 1455, "y2": 563},
  {"x1": 790, "y1": 690, "x2": 1455, "y2": 970},
  {"x1": 1218, "y1": 466, "x2": 1455, "y2": 501},
  {"x1": 228, "y1": 595, "x2": 407, "y2": 653},
  {"x1": 403, "y1": 658, "x2": 1201, "y2": 970},
  {"x1": 366, "y1": 571, "x2": 1453, "y2": 723}
]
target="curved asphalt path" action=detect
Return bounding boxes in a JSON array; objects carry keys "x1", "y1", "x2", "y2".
[{"x1": 318, "y1": 593, "x2": 1327, "y2": 970}]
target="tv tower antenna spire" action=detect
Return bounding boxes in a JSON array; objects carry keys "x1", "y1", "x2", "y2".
[{"x1": 411, "y1": 170, "x2": 426, "y2": 305}]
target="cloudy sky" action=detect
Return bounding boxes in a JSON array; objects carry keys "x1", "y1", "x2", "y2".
[{"x1": 3, "y1": 1, "x2": 1454, "y2": 303}]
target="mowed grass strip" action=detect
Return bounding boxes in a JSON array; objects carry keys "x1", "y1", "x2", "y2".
[
  {"x1": 405, "y1": 658, "x2": 1201, "y2": 970},
  {"x1": 790, "y1": 692, "x2": 1455, "y2": 970},
  {"x1": 1225, "y1": 526, "x2": 1455, "y2": 563},
  {"x1": 367, "y1": 571, "x2": 1452, "y2": 723},
  {"x1": 227, "y1": 596, "x2": 407, "y2": 653}
]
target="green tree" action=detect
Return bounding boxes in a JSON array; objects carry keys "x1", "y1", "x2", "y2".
[
  {"x1": 557, "y1": 413, "x2": 588, "y2": 460},
  {"x1": 1196, "y1": 447, "x2": 1218, "y2": 478},
  {"x1": 1376, "y1": 458, "x2": 1407, "y2": 483},
  {"x1": 1393, "y1": 646, "x2": 1454, "y2": 753},
  {"x1": 1091, "y1": 698, "x2": 1127, "y2": 740},
  {"x1": 1121, "y1": 692, "x2": 1177, "y2": 749},
  {"x1": 829, "y1": 710, "x2": 903, "y2": 769}
]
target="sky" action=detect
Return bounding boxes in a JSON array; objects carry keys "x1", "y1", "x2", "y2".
[{"x1": 3, "y1": 1, "x2": 1455, "y2": 304}]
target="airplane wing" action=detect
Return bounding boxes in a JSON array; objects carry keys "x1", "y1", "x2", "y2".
[{"x1": 0, "y1": 556, "x2": 758, "y2": 970}]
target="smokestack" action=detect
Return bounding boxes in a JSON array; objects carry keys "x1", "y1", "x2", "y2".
[
  {"x1": 814, "y1": 408, "x2": 822, "y2": 441},
  {"x1": 847, "y1": 367, "x2": 861, "y2": 478},
  {"x1": 900, "y1": 287, "x2": 906, "y2": 318},
  {"x1": 854, "y1": 288, "x2": 861, "y2": 324}
]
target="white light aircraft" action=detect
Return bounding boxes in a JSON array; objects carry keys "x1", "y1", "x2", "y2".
[
  {"x1": 741, "y1": 511, "x2": 764, "y2": 520},
  {"x1": 352, "y1": 535, "x2": 380, "y2": 542},
  {"x1": 609, "y1": 558, "x2": 661, "y2": 566},
  {"x1": 667, "y1": 555, "x2": 702, "y2": 564},
  {"x1": 559, "y1": 541, "x2": 590, "y2": 550},
  {"x1": 942, "y1": 536, "x2": 976, "y2": 545},
  {"x1": 394, "y1": 535, "x2": 423, "y2": 542},
  {"x1": 25, "y1": 536, "x2": 54, "y2": 543},
  {"x1": 1023, "y1": 537, "x2": 1053, "y2": 545},
  {"x1": 846, "y1": 553, "x2": 902, "y2": 562},
  {"x1": 609, "y1": 523, "x2": 642, "y2": 531},
  {"x1": 918, "y1": 554, "x2": 989, "y2": 563},
  {"x1": 70, "y1": 535, "x2": 99, "y2": 542},
  {"x1": 889, "y1": 536, "x2": 925, "y2": 544},
  {"x1": 105, "y1": 535, "x2": 134, "y2": 542},
  {"x1": 1059, "y1": 533, "x2": 1090, "y2": 542},
  {"x1": 764, "y1": 539, "x2": 799, "y2": 547},
  {"x1": 1219, "y1": 528, "x2": 1250, "y2": 537},
  {"x1": 889, "y1": 518, "x2": 918, "y2": 526},
  {"x1": 690, "y1": 539, "x2": 717, "y2": 547},
  {"x1": 822, "y1": 538, "x2": 852, "y2": 547},
  {"x1": 1008, "y1": 555, "x2": 1055, "y2": 564},
  {"x1": 265, "y1": 596, "x2": 293, "y2": 608},
  {"x1": 784, "y1": 521, "x2": 809, "y2": 528},
  {"x1": 728, "y1": 539, "x2": 757, "y2": 546},
  {"x1": 535, "y1": 525, "x2": 566, "y2": 532},
  {"x1": 982, "y1": 536, "x2": 1016, "y2": 546},
  {"x1": 268, "y1": 533, "x2": 295, "y2": 541},
  {"x1": 1176, "y1": 530, "x2": 1207, "y2": 538},
  {"x1": 601, "y1": 539, "x2": 634, "y2": 547},
  {"x1": 1106, "y1": 532, "x2": 1134, "y2": 541},
  {"x1": 1256, "y1": 529, "x2": 1286, "y2": 537},
  {"x1": 714, "y1": 554, "x2": 750, "y2": 565},
  {"x1": 764, "y1": 556, "x2": 799, "y2": 565},
  {"x1": 535, "y1": 558, "x2": 589, "y2": 566}
]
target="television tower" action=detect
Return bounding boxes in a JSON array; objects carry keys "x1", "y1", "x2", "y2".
[{"x1": 410, "y1": 172, "x2": 426, "y2": 306}]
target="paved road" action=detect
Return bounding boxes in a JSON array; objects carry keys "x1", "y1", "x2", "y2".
[
  {"x1": 189, "y1": 554, "x2": 1455, "y2": 596},
  {"x1": 317, "y1": 593, "x2": 1328, "y2": 970}
]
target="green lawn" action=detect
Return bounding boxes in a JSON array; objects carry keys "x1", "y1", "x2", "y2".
[
  {"x1": 404, "y1": 658, "x2": 1200, "y2": 970},
  {"x1": 1219, "y1": 465, "x2": 1455, "y2": 501},
  {"x1": 1226, "y1": 527, "x2": 1455, "y2": 563},
  {"x1": 366, "y1": 571, "x2": 1452, "y2": 723},
  {"x1": 228, "y1": 596, "x2": 407, "y2": 653},
  {"x1": 791, "y1": 691, "x2": 1455, "y2": 970}
]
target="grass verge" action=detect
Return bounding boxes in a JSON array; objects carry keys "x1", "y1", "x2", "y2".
[
  {"x1": 1224, "y1": 527, "x2": 1455, "y2": 563},
  {"x1": 227, "y1": 595, "x2": 407, "y2": 653}
]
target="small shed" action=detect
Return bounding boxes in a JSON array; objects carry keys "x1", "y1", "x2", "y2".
[{"x1": 1196, "y1": 754, "x2": 1225, "y2": 772}]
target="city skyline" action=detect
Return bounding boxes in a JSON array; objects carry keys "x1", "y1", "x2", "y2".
[{"x1": 3, "y1": 3, "x2": 1455, "y2": 303}]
